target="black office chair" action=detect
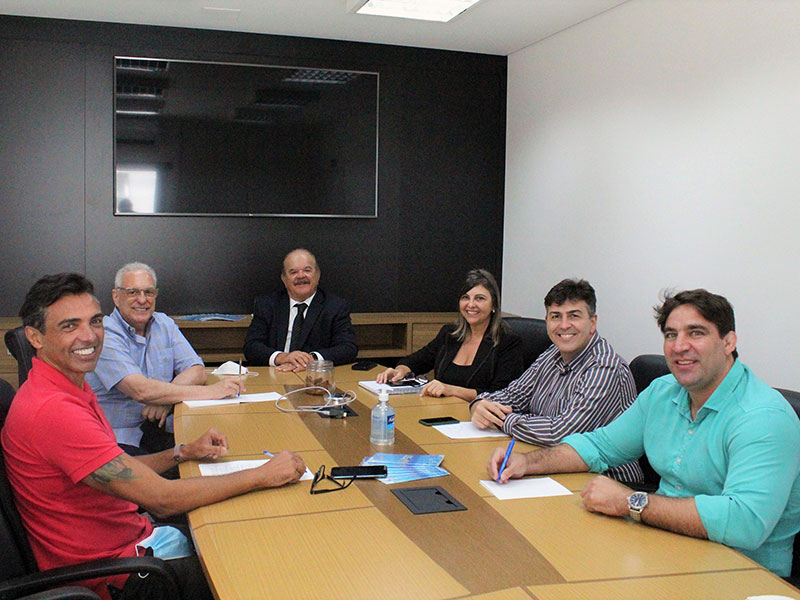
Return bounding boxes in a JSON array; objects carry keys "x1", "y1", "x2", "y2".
[
  {"x1": 791, "y1": 524, "x2": 800, "y2": 588},
  {"x1": 503, "y1": 317, "x2": 551, "y2": 368},
  {"x1": 15, "y1": 587, "x2": 101, "y2": 599},
  {"x1": 773, "y1": 387, "x2": 800, "y2": 585},
  {"x1": 0, "y1": 378, "x2": 14, "y2": 431},
  {"x1": 4, "y1": 327, "x2": 35, "y2": 387},
  {"x1": 629, "y1": 354, "x2": 670, "y2": 395},
  {"x1": 626, "y1": 355, "x2": 671, "y2": 492},
  {"x1": 0, "y1": 379, "x2": 182, "y2": 600},
  {"x1": 776, "y1": 388, "x2": 800, "y2": 420}
]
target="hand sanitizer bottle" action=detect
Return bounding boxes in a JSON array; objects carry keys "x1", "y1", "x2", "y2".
[{"x1": 370, "y1": 389, "x2": 395, "y2": 445}]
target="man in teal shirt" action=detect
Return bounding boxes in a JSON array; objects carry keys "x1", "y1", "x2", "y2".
[{"x1": 488, "y1": 289, "x2": 800, "y2": 576}]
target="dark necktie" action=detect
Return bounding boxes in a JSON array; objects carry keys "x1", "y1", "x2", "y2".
[{"x1": 289, "y1": 303, "x2": 307, "y2": 351}]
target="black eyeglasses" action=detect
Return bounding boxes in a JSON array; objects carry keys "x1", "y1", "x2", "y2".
[{"x1": 309, "y1": 465, "x2": 354, "y2": 495}]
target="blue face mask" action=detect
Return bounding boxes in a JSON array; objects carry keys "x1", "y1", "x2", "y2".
[{"x1": 136, "y1": 525, "x2": 193, "y2": 560}]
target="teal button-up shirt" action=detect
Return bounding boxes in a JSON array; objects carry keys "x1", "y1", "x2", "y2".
[{"x1": 564, "y1": 360, "x2": 800, "y2": 576}]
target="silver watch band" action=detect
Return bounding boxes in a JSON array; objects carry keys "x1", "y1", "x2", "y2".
[
  {"x1": 173, "y1": 443, "x2": 186, "y2": 463},
  {"x1": 628, "y1": 491, "x2": 648, "y2": 521}
]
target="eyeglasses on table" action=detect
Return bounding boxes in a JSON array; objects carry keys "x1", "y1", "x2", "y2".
[{"x1": 309, "y1": 464, "x2": 355, "y2": 495}]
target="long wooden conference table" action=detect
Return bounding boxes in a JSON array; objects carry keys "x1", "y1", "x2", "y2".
[{"x1": 175, "y1": 365, "x2": 800, "y2": 600}]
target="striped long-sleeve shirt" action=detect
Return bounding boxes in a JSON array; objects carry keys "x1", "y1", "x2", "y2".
[{"x1": 473, "y1": 332, "x2": 643, "y2": 483}]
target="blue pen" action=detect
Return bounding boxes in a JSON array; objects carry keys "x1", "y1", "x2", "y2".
[
  {"x1": 496, "y1": 438, "x2": 515, "y2": 483},
  {"x1": 263, "y1": 451, "x2": 274, "y2": 457}
]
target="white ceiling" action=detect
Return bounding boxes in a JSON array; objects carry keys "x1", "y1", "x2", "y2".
[{"x1": 0, "y1": 0, "x2": 629, "y2": 56}]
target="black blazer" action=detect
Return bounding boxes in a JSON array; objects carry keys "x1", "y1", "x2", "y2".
[
  {"x1": 399, "y1": 324, "x2": 523, "y2": 395},
  {"x1": 243, "y1": 288, "x2": 358, "y2": 366}
]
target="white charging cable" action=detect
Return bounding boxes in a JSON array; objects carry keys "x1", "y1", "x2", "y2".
[{"x1": 275, "y1": 386, "x2": 357, "y2": 413}]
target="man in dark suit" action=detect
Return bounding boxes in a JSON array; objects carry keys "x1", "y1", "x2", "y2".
[{"x1": 243, "y1": 248, "x2": 358, "y2": 370}]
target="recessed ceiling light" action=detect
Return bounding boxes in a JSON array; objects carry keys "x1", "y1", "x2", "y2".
[
  {"x1": 202, "y1": 6, "x2": 241, "y2": 13},
  {"x1": 202, "y1": 6, "x2": 241, "y2": 25},
  {"x1": 349, "y1": 0, "x2": 483, "y2": 23}
]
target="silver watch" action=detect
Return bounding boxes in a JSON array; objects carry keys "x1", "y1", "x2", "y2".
[
  {"x1": 628, "y1": 491, "x2": 648, "y2": 521},
  {"x1": 173, "y1": 443, "x2": 186, "y2": 464}
]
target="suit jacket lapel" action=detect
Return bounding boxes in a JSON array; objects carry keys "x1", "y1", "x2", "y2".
[
  {"x1": 472, "y1": 334, "x2": 493, "y2": 365},
  {"x1": 461, "y1": 333, "x2": 494, "y2": 388},
  {"x1": 276, "y1": 293, "x2": 291, "y2": 349},
  {"x1": 444, "y1": 329, "x2": 492, "y2": 367},
  {"x1": 295, "y1": 290, "x2": 324, "y2": 350}
]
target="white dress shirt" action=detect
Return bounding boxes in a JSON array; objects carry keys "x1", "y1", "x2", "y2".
[{"x1": 269, "y1": 292, "x2": 322, "y2": 366}]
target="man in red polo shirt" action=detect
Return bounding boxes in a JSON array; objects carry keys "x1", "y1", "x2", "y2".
[{"x1": 2, "y1": 273, "x2": 307, "y2": 599}]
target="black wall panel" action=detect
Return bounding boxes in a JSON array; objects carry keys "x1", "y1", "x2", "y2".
[
  {"x1": 0, "y1": 16, "x2": 507, "y2": 317},
  {"x1": 0, "y1": 36, "x2": 87, "y2": 311}
]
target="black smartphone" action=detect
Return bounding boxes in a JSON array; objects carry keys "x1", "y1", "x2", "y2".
[
  {"x1": 419, "y1": 416, "x2": 460, "y2": 427},
  {"x1": 352, "y1": 360, "x2": 378, "y2": 371},
  {"x1": 329, "y1": 465, "x2": 388, "y2": 479}
]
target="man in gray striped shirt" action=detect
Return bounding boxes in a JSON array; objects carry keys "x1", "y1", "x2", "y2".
[{"x1": 470, "y1": 279, "x2": 642, "y2": 483}]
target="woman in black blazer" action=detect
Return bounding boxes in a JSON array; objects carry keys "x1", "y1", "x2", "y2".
[{"x1": 377, "y1": 269, "x2": 523, "y2": 402}]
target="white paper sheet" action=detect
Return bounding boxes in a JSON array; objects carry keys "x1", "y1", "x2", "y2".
[
  {"x1": 183, "y1": 392, "x2": 282, "y2": 408},
  {"x1": 433, "y1": 422, "x2": 508, "y2": 439},
  {"x1": 480, "y1": 477, "x2": 572, "y2": 500},
  {"x1": 238, "y1": 392, "x2": 282, "y2": 403},
  {"x1": 199, "y1": 459, "x2": 313, "y2": 481},
  {"x1": 183, "y1": 398, "x2": 241, "y2": 408}
]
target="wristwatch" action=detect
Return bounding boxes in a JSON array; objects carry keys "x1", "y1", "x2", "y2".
[
  {"x1": 628, "y1": 491, "x2": 649, "y2": 521},
  {"x1": 173, "y1": 443, "x2": 186, "y2": 464}
]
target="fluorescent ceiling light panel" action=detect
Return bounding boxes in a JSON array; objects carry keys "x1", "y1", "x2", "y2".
[{"x1": 353, "y1": 0, "x2": 482, "y2": 23}]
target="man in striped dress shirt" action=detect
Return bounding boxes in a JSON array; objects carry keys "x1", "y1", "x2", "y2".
[{"x1": 470, "y1": 278, "x2": 642, "y2": 483}]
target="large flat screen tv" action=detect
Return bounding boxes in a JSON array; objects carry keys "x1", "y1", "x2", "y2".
[{"x1": 114, "y1": 57, "x2": 379, "y2": 218}]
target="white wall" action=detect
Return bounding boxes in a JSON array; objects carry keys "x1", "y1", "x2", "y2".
[{"x1": 503, "y1": 0, "x2": 800, "y2": 389}]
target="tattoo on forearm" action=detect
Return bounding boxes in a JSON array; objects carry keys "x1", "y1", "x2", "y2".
[{"x1": 90, "y1": 456, "x2": 138, "y2": 485}]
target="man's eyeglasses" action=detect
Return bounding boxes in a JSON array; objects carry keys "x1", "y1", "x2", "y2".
[
  {"x1": 309, "y1": 465, "x2": 354, "y2": 495},
  {"x1": 116, "y1": 287, "x2": 158, "y2": 298}
]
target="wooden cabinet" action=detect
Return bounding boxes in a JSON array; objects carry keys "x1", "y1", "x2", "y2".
[
  {"x1": 171, "y1": 317, "x2": 252, "y2": 364},
  {"x1": 350, "y1": 312, "x2": 457, "y2": 358},
  {"x1": 175, "y1": 313, "x2": 458, "y2": 363}
]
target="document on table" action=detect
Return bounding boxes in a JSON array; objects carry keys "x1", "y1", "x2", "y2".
[
  {"x1": 378, "y1": 466, "x2": 449, "y2": 484},
  {"x1": 176, "y1": 313, "x2": 246, "y2": 322},
  {"x1": 433, "y1": 421, "x2": 508, "y2": 439},
  {"x1": 183, "y1": 398, "x2": 239, "y2": 408},
  {"x1": 199, "y1": 459, "x2": 313, "y2": 481},
  {"x1": 362, "y1": 453, "x2": 445, "y2": 467},
  {"x1": 361, "y1": 453, "x2": 449, "y2": 484},
  {"x1": 480, "y1": 477, "x2": 572, "y2": 500},
  {"x1": 183, "y1": 392, "x2": 282, "y2": 408},
  {"x1": 358, "y1": 380, "x2": 424, "y2": 395},
  {"x1": 239, "y1": 392, "x2": 282, "y2": 403}
]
